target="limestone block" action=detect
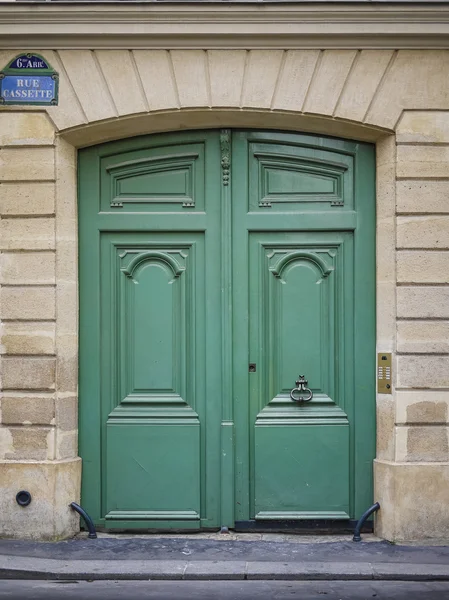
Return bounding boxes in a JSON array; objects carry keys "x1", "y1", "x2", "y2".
[
  {"x1": 241, "y1": 50, "x2": 283, "y2": 109},
  {"x1": 1, "y1": 252, "x2": 55, "y2": 285},
  {"x1": 0, "y1": 112, "x2": 55, "y2": 146},
  {"x1": 55, "y1": 241, "x2": 77, "y2": 285},
  {"x1": 1, "y1": 217, "x2": 55, "y2": 250},
  {"x1": 397, "y1": 111, "x2": 449, "y2": 144},
  {"x1": 56, "y1": 282, "x2": 78, "y2": 336},
  {"x1": 0, "y1": 148, "x2": 54, "y2": 182},
  {"x1": 376, "y1": 164, "x2": 396, "y2": 221},
  {"x1": 1, "y1": 322, "x2": 56, "y2": 355},
  {"x1": 55, "y1": 137, "x2": 77, "y2": 226},
  {"x1": 397, "y1": 251, "x2": 449, "y2": 284},
  {"x1": 0, "y1": 286, "x2": 55, "y2": 320},
  {"x1": 0, "y1": 458, "x2": 81, "y2": 540},
  {"x1": 397, "y1": 286, "x2": 449, "y2": 318},
  {"x1": 397, "y1": 320, "x2": 449, "y2": 354},
  {"x1": 58, "y1": 50, "x2": 116, "y2": 122},
  {"x1": 397, "y1": 216, "x2": 449, "y2": 249},
  {"x1": 376, "y1": 217, "x2": 395, "y2": 281},
  {"x1": 395, "y1": 426, "x2": 449, "y2": 462},
  {"x1": 0, "y1": 183, "x2": 55, "y2": 216},
  {"x1": 396, "y1": 390, "x2": 449, "y2": 424},
  {"x1": 376, "y1": 134, "x2": 396, "y2": 168},
  {"x1": 397, "y1": 355, "x2": 449, "y2": 389},
  {"x1": 55, "y1": 396, "x2": 77, "y2": 431},
  {"x1": 4, "y1": 427, "x2": 55, "y2": 461},
  {"x1": 272, "y1": 50, "x2": 319, "y2": 112},
  {"x1": 335, "y1": 51, "x2": 393, "y2": 123},
  {"x1": 37, "y1": 50, "x2": 87, "y2": 131},
  {"x1": 377, "y1": 281, "x2": 396, "y2": 349},
  {"x1": 95, "y1": 50, "x2": 147, "y2": 116},
  {"x1": 0, "y1": 429, "x2": 13, "y2": 457},
  {"x1": 397, "y1": 145, "x2": 449, "y2": 179},
  {"x1": 376, "y1": 396, "x2": 395, "y2": 461},
  {"x1": 397, "y1": 181, "x2": 449, "y2": 214},
  {"x1": 366, "y1": 51, "x2": 449, "y2": 130},
  {"x1": 56, "y1": 334, "x2": 78, "y2": 394},
  {"x1": 303, "y1": 50, "x2": 356, "y2": 116},
  {"x1": 208, "y1": 50, "x2": 246, "y2": 108},
  {"x1": 2, "y1": 357, "x2": 56, "y2": 390},
  {"x1": 374, "y1": 460, "x2": 449, "y2": 541},
  {"x1": 373, "y1": 459, "x2": 395, "y2": 540},
  {"x1": 132, "y1": 50, "x2": 179, "y2": 111},
  {"x1": 170, "y1": 50, "x2": 209, "y2": 108},
  {"x1": 1, "y1": 394, "x2": 55, "y2": 426},
  {"x1": 56, "y1": 430, "x2": 78, "y2": 460}
]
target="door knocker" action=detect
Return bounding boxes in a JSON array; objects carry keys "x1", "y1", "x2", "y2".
[{"x1": 289, "y1": 375, "x2": 313, "y2": 403}]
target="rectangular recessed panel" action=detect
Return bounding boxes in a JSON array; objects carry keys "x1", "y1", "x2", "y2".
[
  {"x1": 100, "y1": 144, "x2": 205, "y2": 212},
  {"x1": 248, "y1": 142, "x2": 353, "y2": 211},
  {"x1": 265, "y1": 246, "x2": 336, "y2": 401},
  {"x1": 250, "y1": 236, "x2": 348, "y2": 410},
  {"x1": 117, "y1": 246, "x2": 191, "y2": 403},
  {"x1": 254, "y1": 424, "x2": 350, "y2": 518},
  {"x1": 106, "y1": 423, "x2": 200, "y2": 518}
]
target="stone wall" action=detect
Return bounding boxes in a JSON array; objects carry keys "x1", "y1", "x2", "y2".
[
  {"x1": 0, "y1": 48, "x2": 448, "y2": 541},
  {"x1": 0, "y1": 112, "x2": 80, "y2": 539},
  {"x1": 375, "y1": 112, "x2": 449, "y2": 541}
]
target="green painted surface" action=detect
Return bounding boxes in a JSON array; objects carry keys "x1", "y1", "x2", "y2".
[{"x1": 79, "y1": 129, "x2": 375, "y2": 530}]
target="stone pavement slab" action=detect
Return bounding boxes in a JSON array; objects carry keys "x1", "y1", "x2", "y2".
[
  {"x1": 0, "y1": 555, "x2": 449, "y2": 582},
  {"x1": 0, "y1": 535, "x2": 448, "y2": 582},
  {"x1": 0, "y1": 535, "x2": 448, "y2": 564}
]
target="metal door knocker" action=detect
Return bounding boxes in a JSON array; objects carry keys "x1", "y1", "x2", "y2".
[{"x1": 290, "y1": 375, "x2": 313, "y2": 403}]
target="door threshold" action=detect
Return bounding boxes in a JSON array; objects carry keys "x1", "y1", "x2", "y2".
[
  {"x1": 86, "y1": 520, "x2": 373, "y2": 537},
  {"x1": 234, "y1": 519, "x2": 373, "y2": 534}
]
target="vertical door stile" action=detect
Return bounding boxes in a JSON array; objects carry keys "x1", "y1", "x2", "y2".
[{"x1": 219, "y1": 129, "x2": 235, "y2": 528}]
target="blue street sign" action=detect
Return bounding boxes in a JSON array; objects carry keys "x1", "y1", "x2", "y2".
[
  {"x1": 0, "y1": 53, "x2": 59, "y2": 106},
  {"x1": 1, "y1": 75, "x2": 57, "y2": 104}
]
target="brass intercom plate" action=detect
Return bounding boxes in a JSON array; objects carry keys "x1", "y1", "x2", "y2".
[{"x1": 378, "y1": 353, "x2": 392, "y2": 394}]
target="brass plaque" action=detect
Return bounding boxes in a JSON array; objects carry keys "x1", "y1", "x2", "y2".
[{"x1": 378, "y1": 353, "x2": 392, "y2": 394}]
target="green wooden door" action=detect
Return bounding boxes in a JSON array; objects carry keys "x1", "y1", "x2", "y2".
[
  {"x1": 79, "y1": 130, "x2": 375, "y2": 530},
  {"x1": 231, "y1": 132, "x2": 375, "y2": 523}
]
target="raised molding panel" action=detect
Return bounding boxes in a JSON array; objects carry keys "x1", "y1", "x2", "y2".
[
  {"x1": 101, "y1": 146, "x2": 205, "y2": 212},
  {"x1": 117, "y1": 247, "x2": 190, "y2": 406},
  {"x1": 249, "y1": 142, "x2": 353, "y2": 211}
]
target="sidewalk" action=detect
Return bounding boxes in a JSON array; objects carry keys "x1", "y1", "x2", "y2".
[{"x1": 0, "y1": 533, "x2": 448, "y2": 582}]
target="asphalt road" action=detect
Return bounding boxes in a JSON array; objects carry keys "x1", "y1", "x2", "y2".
[{"x1": 1, "y1": 580, "x2": 449, "y2": 599}]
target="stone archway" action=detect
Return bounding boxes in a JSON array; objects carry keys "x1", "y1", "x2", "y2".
[{"x1": 1, "y1": 47, "x2": 449, "y2": 541}]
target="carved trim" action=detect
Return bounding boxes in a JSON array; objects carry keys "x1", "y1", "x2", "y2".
[
  {"x1": 220, "y1": 129, "x2": 231, "y2": 186},
  {"x1": 122, "y1": 250, "x2": 185, "y2": 279},
  {"x1": 269, "y1": 251, "x2": 333, "y2": 280}
]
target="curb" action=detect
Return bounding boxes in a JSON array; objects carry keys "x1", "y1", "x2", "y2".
[{"x1": 0, "y1": 557, "x2": 449, "y2": 581}]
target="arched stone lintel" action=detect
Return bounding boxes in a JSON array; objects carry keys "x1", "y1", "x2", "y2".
[{"x1": 59, "y1": 108, "x2": 390, "y2": 149}]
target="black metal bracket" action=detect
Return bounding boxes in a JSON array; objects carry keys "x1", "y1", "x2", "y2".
[
  {"x1": 70, "y1": 502, "x2": 97, "y2": 539},
  {"x1": 352, "y1": 502, "x2": 380, "y2": 542}
]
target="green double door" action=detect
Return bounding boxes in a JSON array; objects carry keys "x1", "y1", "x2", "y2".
[{"x1": 79, "y1": 130, "x2": 375, "y2": 530}]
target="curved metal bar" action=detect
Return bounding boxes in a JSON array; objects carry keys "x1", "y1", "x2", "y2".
[
  {"x1": 70, "y1": 502, "x2": 97, "y2": 539},
  {"x1": 352, "y1": 502, "x2": 380, "y2": 542}
]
